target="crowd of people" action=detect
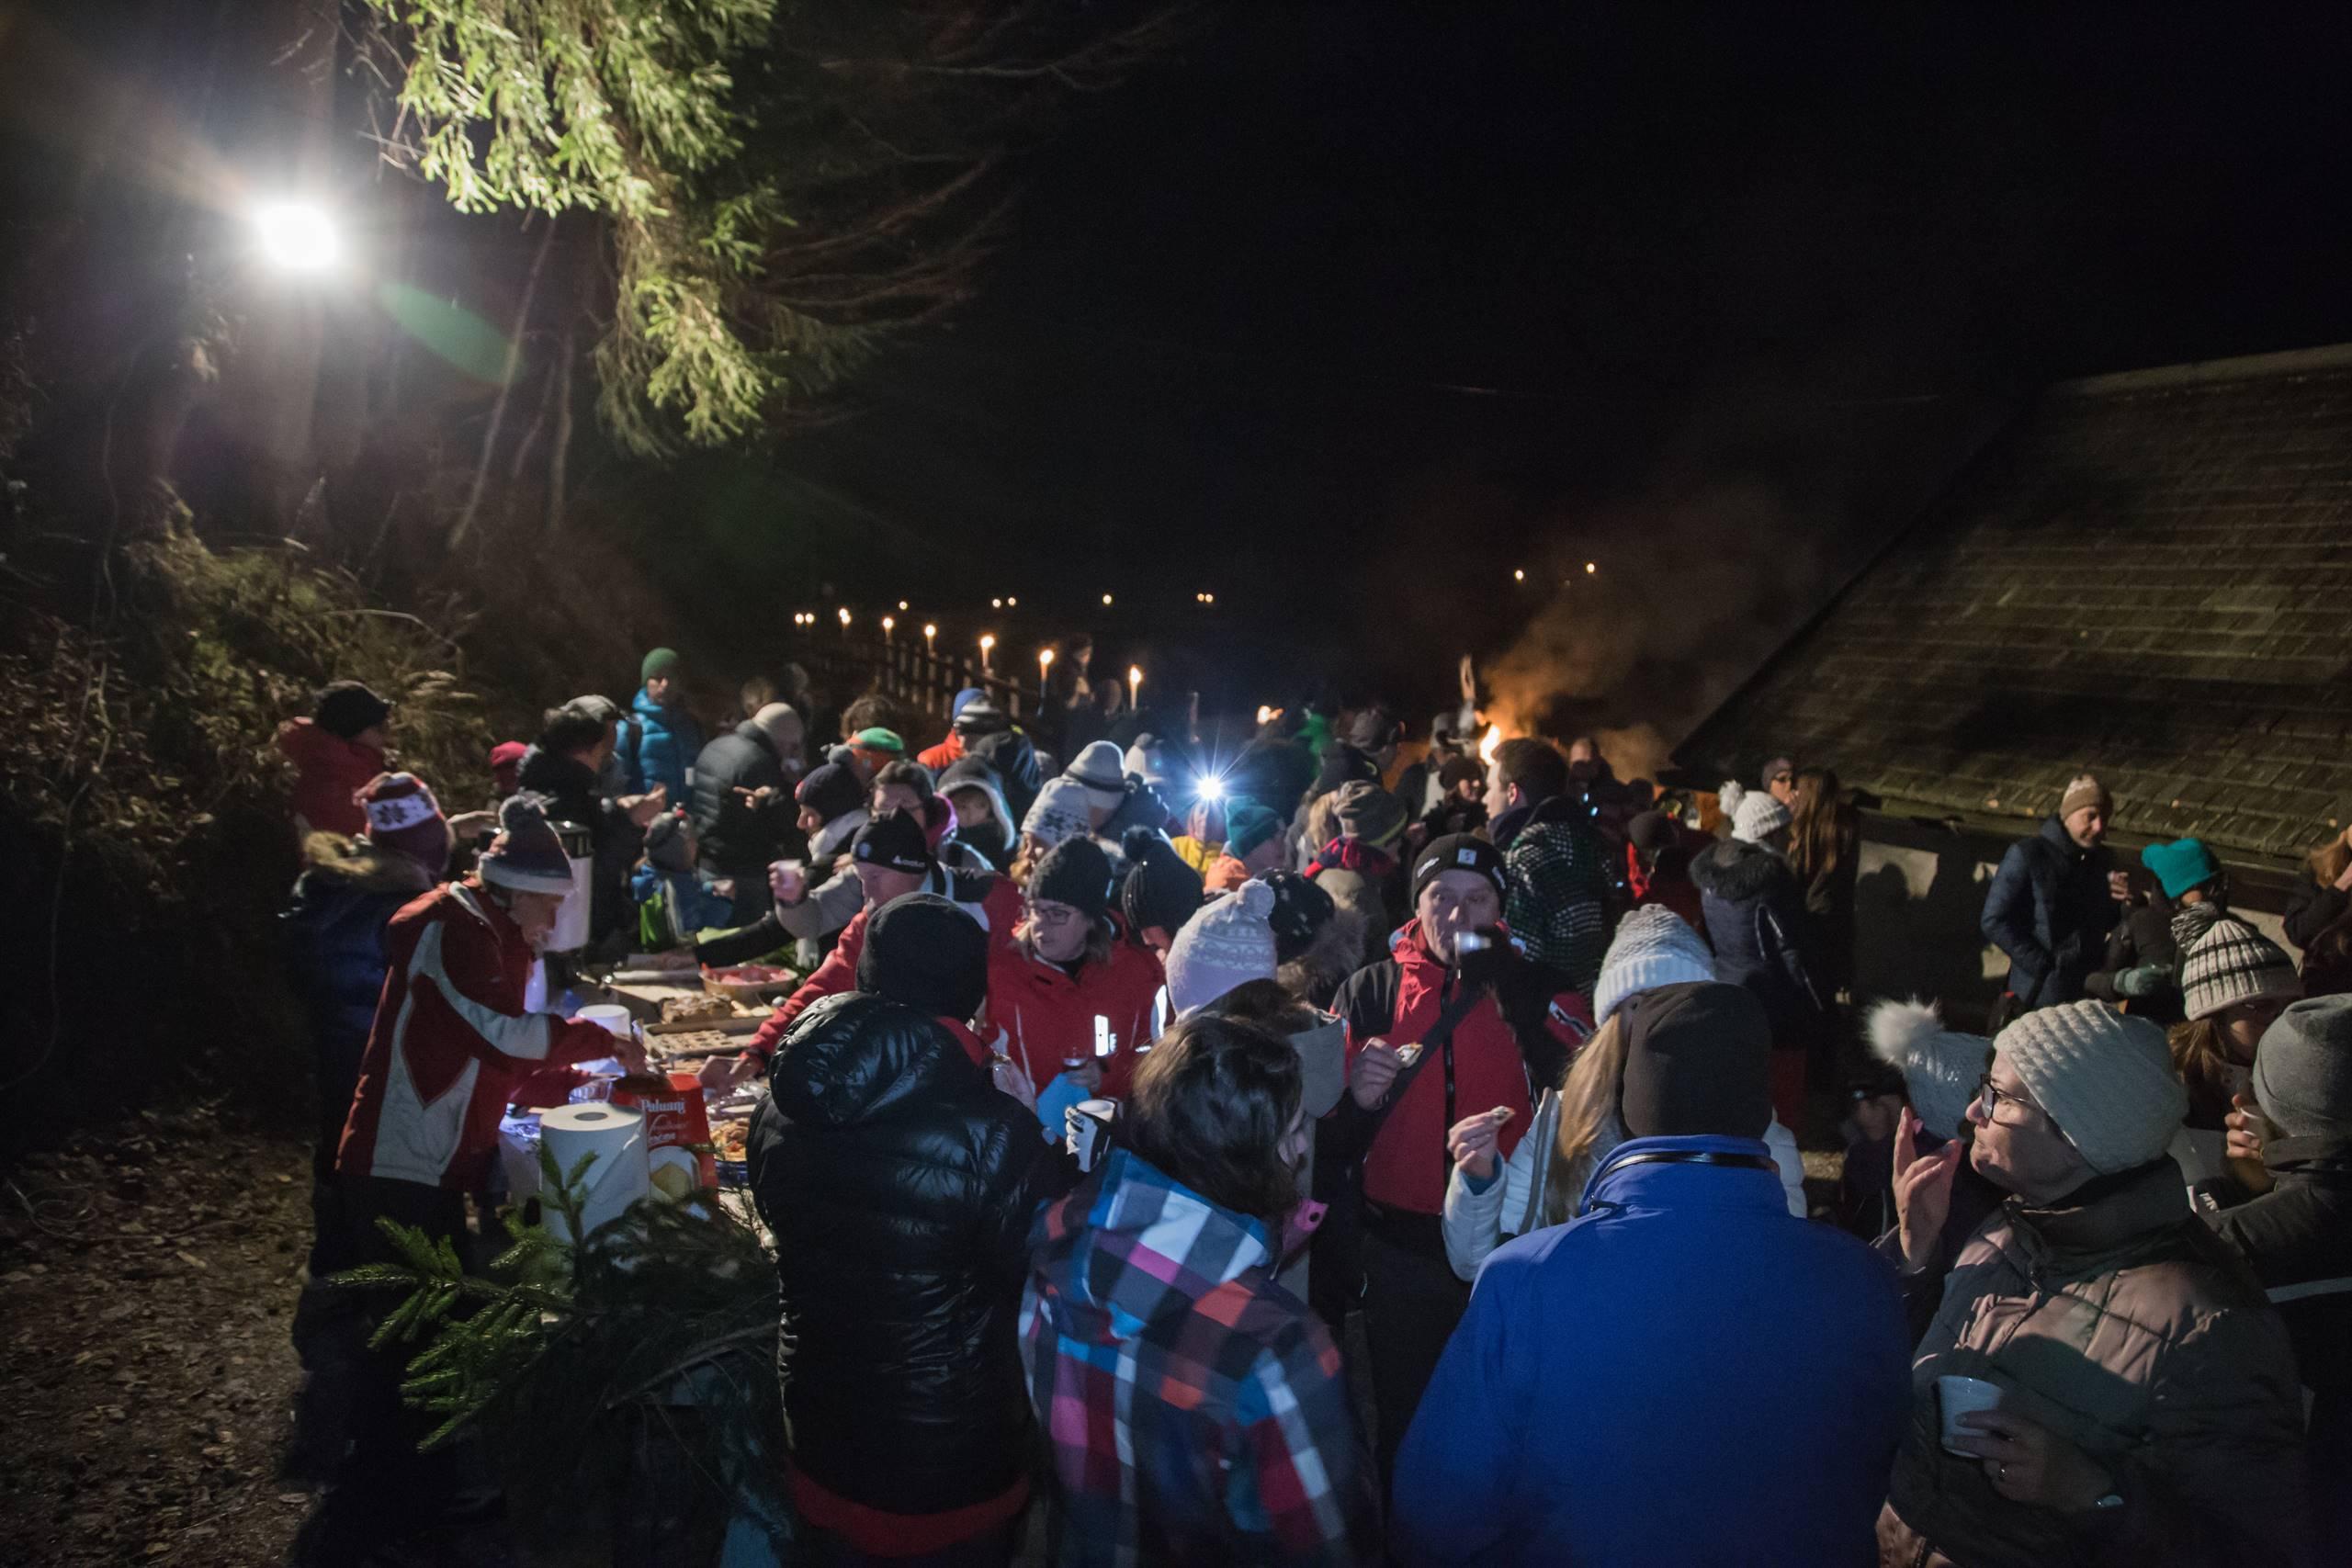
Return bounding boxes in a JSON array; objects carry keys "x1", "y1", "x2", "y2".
[{"x1": 270, "y1": 649, "x2": 2352, "y2": 1566}]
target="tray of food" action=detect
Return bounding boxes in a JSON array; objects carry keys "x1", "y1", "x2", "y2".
[
  {"x1": 702, "y1": 964, "x2": 799, "y2": 1003},
  {"x1": 645, "y1": 993, "x2": 756, "y2": 1032}
]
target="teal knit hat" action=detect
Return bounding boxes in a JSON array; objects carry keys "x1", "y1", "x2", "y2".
[
  {"x1": 640, "y1": 647, "x2": 682, "y2": 682},
  {"x1": 1224, "y1": 803, "x2": 1283, "y2": 860},
  {"x1": 2139, "y1": 838, "x2": 2221, "y2": 900}
]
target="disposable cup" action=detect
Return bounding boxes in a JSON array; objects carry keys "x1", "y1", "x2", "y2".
[
  {"x1": 1937, "y1": 1374, "x2": 2005, "y2": 1455},
  {"x1": 577, "y1": 1004, "x2": 633, "y2": 1039},
  {"x1": 1067, "y1": 1099, "x2": 1117, "y2": 1172}
]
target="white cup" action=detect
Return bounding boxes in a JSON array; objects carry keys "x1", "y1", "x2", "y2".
[
  {"x1": 1936, "y1": 1374, "x2": 2005, "y2": 1455},
  {"x1": 1067, "y1": 1099, "x2": 1117, "y2": 1172},
  {"x1": 577, "y1": 1004, "x2": 633, "y2": 1038}
]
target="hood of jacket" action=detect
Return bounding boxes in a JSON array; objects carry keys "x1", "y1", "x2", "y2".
[
  {"x1": 296, "y1": 831, "x2": 435, "y2": 897},
  {"x1": 768, "y1": 992, "x2": 981, "y2": 1131},
  {"x1": 276, "y1": 716, "x2": 384, "y2": 771},
  {"x1": 810, "y1": 807, "x2": 868, "y2": 863},
  {"x1": 630, "y1": 687, "x2": 681, "y2": 725},
  {"x1": 517, "y1": 745, "x2": 599, "y2": 799},
  {"x1": 2003, "y1": 1156, "x2": 2207, "y2": 1277},
  {"x1": 1690, "y1": 834, "x2": 1795, "y2": 903},
  {"x1": 937, "y1": 764, "x2": 1019, "y2": 857},
  {"x1": 1028, "y1": 1147, "x2": 1270, "y2": 1334}
]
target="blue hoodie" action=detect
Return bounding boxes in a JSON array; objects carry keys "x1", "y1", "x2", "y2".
[
  {"x1": 623, "y1": 687, "x2": 703, "y2": 801},
  {"x1": 1392, "y1": 1134, "x2": 1910, "y2": 1568}
]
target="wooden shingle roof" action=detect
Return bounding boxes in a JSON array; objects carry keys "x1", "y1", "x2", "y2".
[{"x1": 1673, "y1": 344, "x2": 2352, "y2": 868}]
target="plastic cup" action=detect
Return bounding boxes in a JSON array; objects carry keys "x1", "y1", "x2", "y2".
[
  {"x1": 1937, "y1": 1374, "x2": 2005, "y2": 1455},
  {"x1": 1067, "y1": 1099, "x2": 1117, "y2": 1172}
]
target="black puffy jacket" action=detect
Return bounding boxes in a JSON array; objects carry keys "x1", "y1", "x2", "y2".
[
  {"x1": 1690, "y1": 836, "x2": 1826, "y2": 1048},
  {"x1": 746, "y1": 992, "x2": 1067, "y2": 1516},
  {"x1": 688, "y1": 721, "x2": 787, "y2": 877}
]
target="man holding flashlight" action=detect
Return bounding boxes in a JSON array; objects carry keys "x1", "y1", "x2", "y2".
[{"x1": 1328, "y1": 833, "x2": 1593, "y2": 1489}]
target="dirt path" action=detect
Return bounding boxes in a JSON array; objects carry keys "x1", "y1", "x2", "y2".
[{"x1": 0, "y1": 1104, "x2": 315, "y2": 1568}]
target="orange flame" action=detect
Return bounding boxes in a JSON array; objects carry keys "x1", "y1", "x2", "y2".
[{"x1": 1478, "y1": 724, "x2": 1504, "y2": 764}]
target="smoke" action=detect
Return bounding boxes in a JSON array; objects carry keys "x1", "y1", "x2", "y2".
[{"x1": 1480, "y1": 477, "x2": 1833, "y2": 785}]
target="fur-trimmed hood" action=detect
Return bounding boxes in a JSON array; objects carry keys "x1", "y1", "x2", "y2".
[
  {"x1": 1690, "y1": 834, "x2": 1795, "y2": 904},
  {"x1": 297, "y1": 831, "x2": 436, "y2": 897}
]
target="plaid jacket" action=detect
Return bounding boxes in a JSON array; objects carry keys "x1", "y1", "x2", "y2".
[
  {"x1": 1021, "y1": 1149, "x2": 1379, "y2": 1567},
  {"x1": 1502, "y1": 802, "x2": 1611, "y2": 992}
]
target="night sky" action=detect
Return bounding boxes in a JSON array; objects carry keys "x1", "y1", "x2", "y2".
[{"x1": 613, "y1": 4, "x2": 2352, "y2": 728}]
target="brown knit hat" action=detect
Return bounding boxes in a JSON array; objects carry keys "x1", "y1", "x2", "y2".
[{"x1": 2058, "y1": 773, "x2": 2112, "y2": 820}]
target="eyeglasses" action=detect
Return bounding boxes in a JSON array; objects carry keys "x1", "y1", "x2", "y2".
[
  {"x1": 1973, "y1": 1073, "x2": 2056, "y2": 1133},
  {"x1": 1027, "y1": 901, "x2": 1082, "y2": 930}
]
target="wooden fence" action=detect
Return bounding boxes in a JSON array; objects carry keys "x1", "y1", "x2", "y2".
[{"x1": 797, "y1": 630, "x2": 1035, "y2": 733}]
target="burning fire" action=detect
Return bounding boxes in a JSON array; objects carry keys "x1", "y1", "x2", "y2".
[{"x1": 1478, "y1": 724, "x2": 1504, "y2": 764}]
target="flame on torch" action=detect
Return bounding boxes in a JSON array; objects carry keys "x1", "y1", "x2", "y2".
[{"x1": 1479, "y1": 724, "x2": 1504, "y2": 765}]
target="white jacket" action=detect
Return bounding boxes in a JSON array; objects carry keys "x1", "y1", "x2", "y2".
[{"x1": 1442, "y1": 1093, "x2": 1808, "y2": 1281}]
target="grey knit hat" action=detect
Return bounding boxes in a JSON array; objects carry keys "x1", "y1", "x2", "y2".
[
  {"x1": 1993, "y1": 1000, "x2": 2186, "y2": 1175},
  {"x1": 1593, "y1": 906, "x2": 1714, "y2": 1026},
  {"x1": 1165, "y1": 880, "x2": 1278, "y2": 1017},
  {"x1": 1731, "y1": 791, "x2": 1791, "y2": 845},
  {"x1": 1867, "y1": 998, "x2": 1991, "y2": 1141},
  {"x1": 2180, "y1": 918, "x2": 2301, "y2": 1021},
  {"x1": 2251, "y1": 995, "x2": 2352, "y2": 1140}
]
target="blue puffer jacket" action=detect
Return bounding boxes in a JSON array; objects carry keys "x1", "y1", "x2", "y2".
[
  {"x1": 1979, "y1": 817, "x2": 2119, "y2": 1010},
  {"x1": 622, "y1": 688, "x2": 704, "y2": 801},
  {"x1": 282, "y1": 835, "x2": 435, "y2": 1051},
  {"x1": 1393, "y1": 1135, "x2": 1912, "y2": 1567}
]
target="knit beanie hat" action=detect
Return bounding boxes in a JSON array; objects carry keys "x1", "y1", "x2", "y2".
[
  {"x1": 2251, "y1": 995, "x2": 2352, "y2": 1140},
  {"x1": 1347, "y1": 707, "x2": 1404, "y2": 752},
  {"x1": 2139, "y1": 838, "x2": 2222, "y2": 900},
  {"x1": 314, "y1": 680, "x2": 392, "y2": 741},
  {"x1": 952, "y1": 698, "x2": 1010, "y2": 740},
  {"x1": 480, "y1": 794, "x2": 575, "y2": 897},
  {"x1": 1067, "y1": 740, "x2": 1128, "y2": 807},
  {"x1": 1731, "y1": 791, "x2": 1792, "y2": 845},
  {"x1": 796, "y1": 761, "x2": 866, "y2": 825},
  {"x1": 1030, "y1": 836, "x2": 1115, "y2": 919},
  {"x1": 1333, "y1": 781, "x2": 1408, "y2": 849},
  {"x1": 858, "y1": 893, "x2": 989, "y2": 1021},
  {"x1": 640, "y1": 648, "x2": 682, "y2": 683},
  {"x1": 1223, "y1": 802, "x2": 1283, "y2": 861},
  {"x1": 1438, "y1": 754, "x2": 1483, "y2": 790},
  {"x1": 2180, "y1": 918, "x2": 2301, "y2": 1021},
  {"x1": 752, "y1": 702, "x2": 803, "y2": 758},
  {"x1": 357, "y1": 772, "x2": 451, "y2": 877},
  {"x1": 1866, "y1": 998, "x2": 1991, "y2": 1140},
  {"x1": 1993, "y1": 999, "x2": 2186, "y2": 1175},
  {"x1": 1628, "y1": 809, "x2": 1679, "y2": 854},
  {"x1": 488, "y1": 741, "x2": 527, "y2": 798},
  {"x1": 642, "y1": 808, "x2": 695, "y2": 874},
  {"x1": 1262, "y1": 869, "x2": 1336, "y2": 964},
  {"x1": 950, "y1": 687, "x2": 987, "y2": 719},
  {"x1": 1165, "y1": 881, "x2": 1278, "y2": 1015},
  {"x1": 2058, "y1": 773, "x2": 2112, "y2": 820},
  {"x1": 1617, "y1": 981, "x2": 1772, "y2": 1140},
  {"x1": 1759, "y1": 756, "x2": 1794, "y2": 789},
  {"x1": 1413, "y1": 833, "x2": 1507, "y2": 905},
  {"x1": 1022, "y1": 775, "x2": 1093, "y2": 848},
  {"x1": 1121, "y1": 826, "x2": 1204, "y2": 937},
  {"x1": 851, "y1": 727, "x2": 907, "y2": 759},
  {"x1": 852, "y1": 808, "x2": 933, "y2": 876},
  {"x1": 1593, "y1": 905, "x2": 1715, "y2": 1026}
]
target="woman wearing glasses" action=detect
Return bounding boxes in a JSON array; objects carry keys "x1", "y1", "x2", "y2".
[{"x1": 1876, "y1": 998, "x2": 2312, "y2": 1567}]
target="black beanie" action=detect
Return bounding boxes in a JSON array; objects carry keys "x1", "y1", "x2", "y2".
[
  {"x1": 1262, "y1": 869, "x2": 1336, "y2": 964},
  {"x1": 852, "y1": 807, "x2": 933, "y2": 876},
  {"x1": 1121, "y1": 827, "x2": 1204, "y2": 936},
  {"x1": 857, "y1": 893, "x2": 989, "y2": 1020},
  {"x1": 314, "y1": 681, "x2": 392, "y2": 741},
  {"x1": 1617, "y1": 981, "x2": 1772, "y2": 1140},
  {"x1": 796, "y1": 761, "x2": 865, "y2": 824},
  {"x1": 1412, "y1": 833, "x2": 1507, "y2": 905},
  {"x1": 1031, "y1": 836, "x2": 1115, "y2": 919}
]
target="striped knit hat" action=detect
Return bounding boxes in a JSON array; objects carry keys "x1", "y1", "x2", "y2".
[
  {"x1": 1994, "y1": 1000, "x2": 2186, "y2": 1175},
  {"x1": 2180, "y1": 918, "x2": 2301, "y2": 1022},
  {"x1": 1593, "y1": 905, "x2": 1714, "y2": 1026},
  {"x1": 480, "y1": 794, "x2": 575, "y2": 897}
]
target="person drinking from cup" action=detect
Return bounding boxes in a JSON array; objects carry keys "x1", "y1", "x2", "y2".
[{"x1": 1878, "y1": 998, "x2": 2312, "y2": 1566}]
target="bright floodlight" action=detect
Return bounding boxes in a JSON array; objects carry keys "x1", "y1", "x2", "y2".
[
  {"x1": 1197, "y1": 774, "x2": 1226, "y2": 803},
  {"x1": 253, "y1": 201, "x2": 342, "y2": 272}
]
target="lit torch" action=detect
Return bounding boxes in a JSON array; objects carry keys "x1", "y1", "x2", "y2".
[
  {"x1": 1127, "y1": 665, "x2": 1143, "y2": 710},
  {"x1": 1479, "y1": 724, "x2": 1504, "y2": 765}
]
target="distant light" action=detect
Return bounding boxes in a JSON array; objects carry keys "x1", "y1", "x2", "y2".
[
  {"x1": 1039, "y1": 647, "x2": 1057, "y2": 670},
  {"x1": 1102, "y1": 593, "x2": 1114, "y2": 606},
  {"x1": 898, "y1": 600, "x2": 909, "y2": 612},
  {"x1": 922, "y1": 623, "x2": 938, "y2": 639},
  {"x1": 992, "y1": 597, "x2": 1003, "y2": 609},
  {"x1": 253, "y1": 200, "x2": 342, "y2": 273},
  {"x1": 1007, "y1": 596, "x2": 1018, "y2": 607},
  {"x1": 1196, "y1": 774, "x2": 1226, "y2": 803},
  {"x1": 979, "y1": 634, "x2": 996, "y2": 651},
  {"x1": 1513, "y1": 569, "x2": 1525, "y2": 582},
  {"x1": 838, "y1": 607, "x2": 852, "y2": 627},
  {"x1": 881, "y1": 615, "x2": 895, "y2": 633},
  {"x1": 1584, "y1": 561, "x2": 1597, "y2": 574},
  {"x1": 1255, "y1": 705, "x2": 1275, "y2": 726},
  {"x1": 1204, "y1": 592, "x2": 1215, "y2": 604}
]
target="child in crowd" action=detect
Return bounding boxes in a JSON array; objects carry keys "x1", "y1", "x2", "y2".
[{"x1": 629, "y1": 808, "x2": 736, "y2": 944}]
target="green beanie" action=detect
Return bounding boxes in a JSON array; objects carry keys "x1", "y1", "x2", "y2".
[{"x1": 641, "y1": 648, "x2": 682, "y2": 683}]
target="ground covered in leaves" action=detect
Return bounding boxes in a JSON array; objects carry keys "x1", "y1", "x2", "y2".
[{"x1": 0, "y1": 1103, "x2": 315, "y2": 1568}]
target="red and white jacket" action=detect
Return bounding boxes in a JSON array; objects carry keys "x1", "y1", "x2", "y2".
[
  {"x1": 338, "y1": 878, "x2": 615, "y2": 1190},
  {"x1": 986, "y1": 924, "x2": 1165, "y2": 1099}
]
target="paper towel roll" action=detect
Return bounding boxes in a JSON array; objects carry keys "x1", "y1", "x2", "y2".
[{"x1": 539, "y1": 1103, "x2": 650, "y2": 1246}]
